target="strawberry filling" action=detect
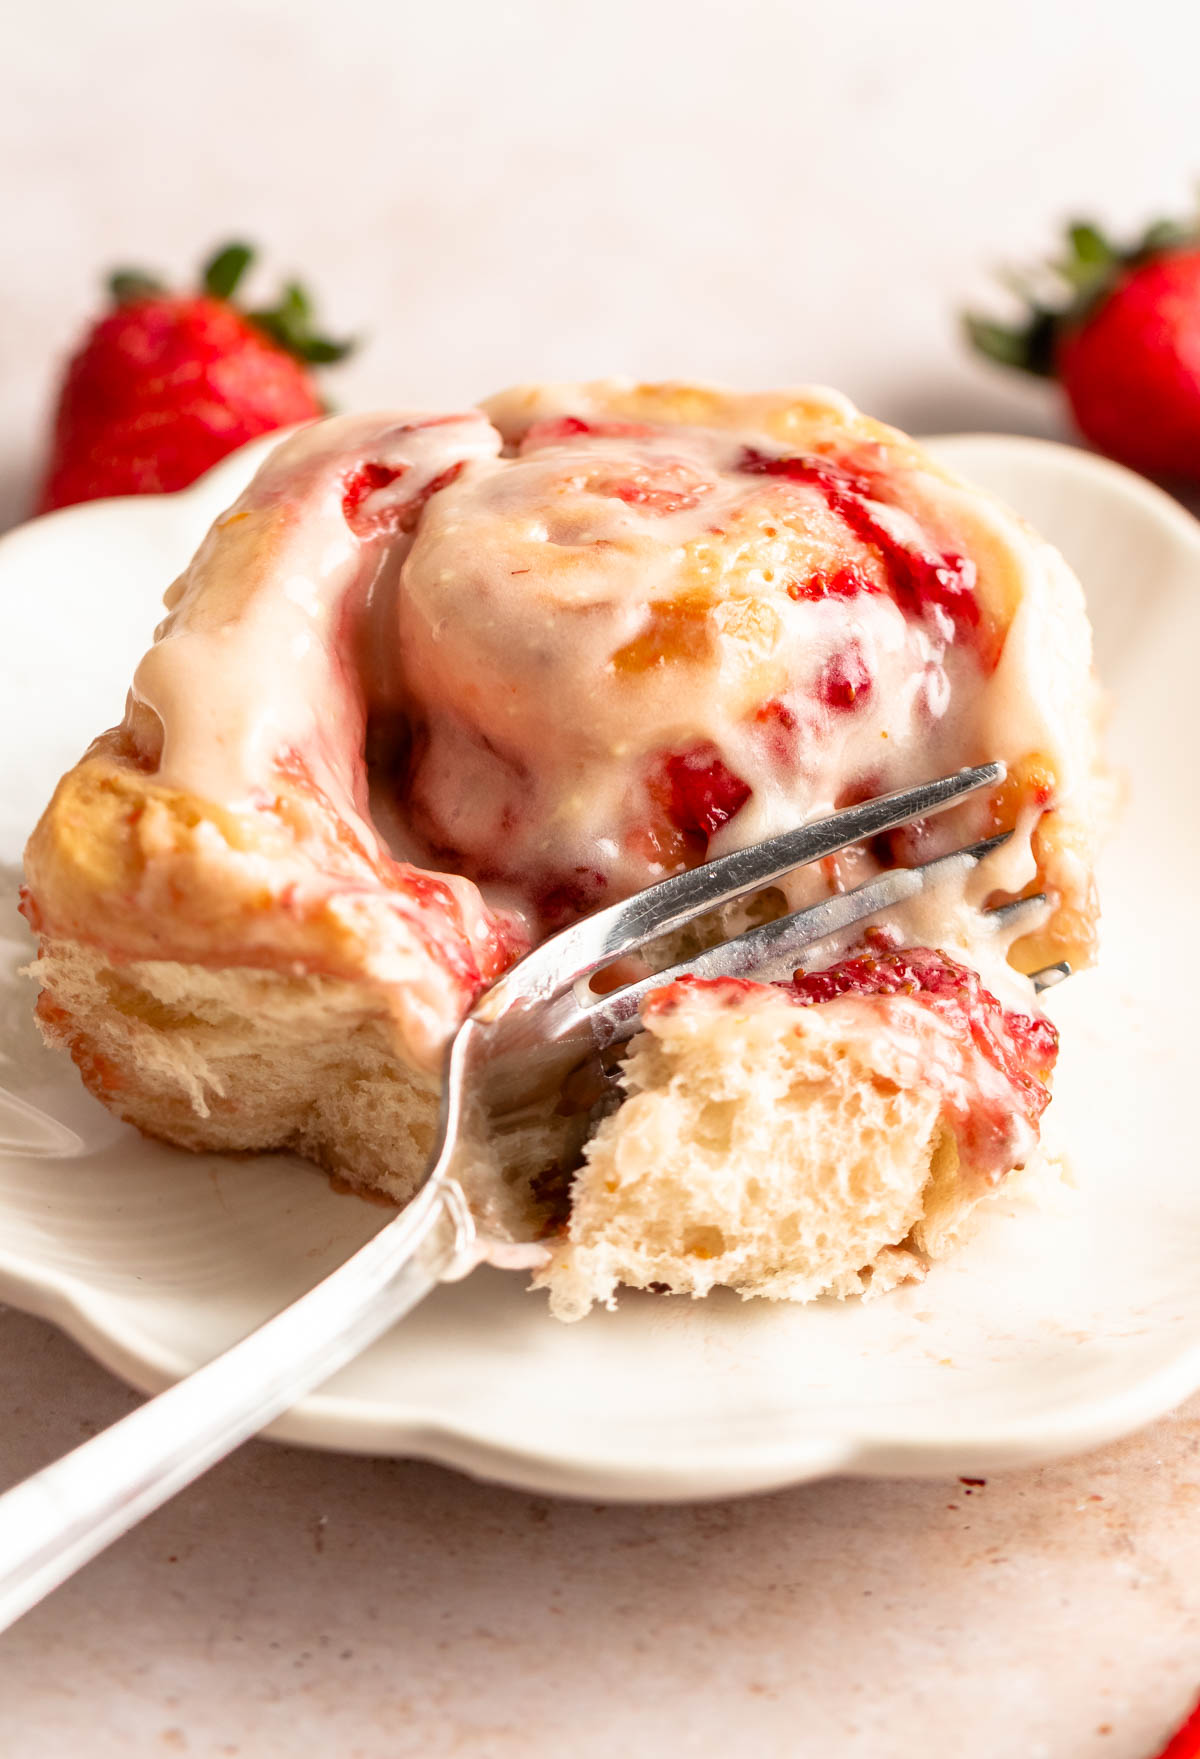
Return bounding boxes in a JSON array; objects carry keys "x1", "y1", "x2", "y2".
[
  {"x1": 584, "y1": 461, "x2": 711, "y2": 514},
  {"x1": 787, "y1": 563, "x2": 879, "y2": 603},
  {"x1": 660, "y1": 746, "x2": 752, "y2": 846},
  {"x1": 739, "y1": 448, "x2": 980, "y2": 639},
  {"x1": 350, "y1": 406, "x2": 1023, "y2": 958},
  {"x1": 817, "y1": 645, "x2": 874, "y2": 711},
  {"x1": 646, "y1": 936, "x2": 1057, "y2": 1181},
  {"x1": 343, "y1": 458, "x2": 465, "y2": 538},
  {"x1": 534, "y1": 868, "x2": 610, "y2": 932},
  {"x1": 518, "y1": 415, "x2": 655, "y2": 451},
  {"x1": 342, "y1": 460, "x2": 405, "y2": 531}
]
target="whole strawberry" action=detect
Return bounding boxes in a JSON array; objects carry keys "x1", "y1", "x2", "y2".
[
  {"x1": 965, "y1": 212, "x2": 1200, "y2": 483},
  {"x1": 37, "y1": 242, "x2": 353, "y2": 512}
]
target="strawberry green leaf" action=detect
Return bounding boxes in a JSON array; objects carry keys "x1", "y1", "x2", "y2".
[
  {"x1": 963, "y1": 315, "x2": 1028, "y2": 367},
  {"x1": 294, "y1": 335, "x2": 357, "y2": 364},
  {"x1": 248, "y1": 278, "x2": 355, "y2": 367},
  {"x1": 202, "y1": 242, "x2": 255, "y2": 301},
  {"x1": 280, "y1": 281, "x2": 312, "y2": 325},
  {"x1": 963, "y1": 311, "x2": 1056, "y2": 378},
  {"x1": 1067, "y1": 221, "x2": 1115, "y2": 266},
  {"x1": 108, "y1": 270, "x2": 166, "y2": 305},
  {"x1": 1048, "y1": 221, "x2": 1116, "y2": 295},
  {"x1": 247, "y1": 307, "x2": 295, "y2": 351}
]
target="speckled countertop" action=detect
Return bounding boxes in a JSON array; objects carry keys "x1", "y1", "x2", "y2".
[{"x1": 3, "y1": 2, "x2": 1200, "y2": 1753}]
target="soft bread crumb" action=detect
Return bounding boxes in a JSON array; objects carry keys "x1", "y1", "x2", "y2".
[
  {"x1": 535, "y1": 985, "x2": 996, "y2": 1321},
  {"x1": 30, "y1": 938, "x2": 439, "y2": 1205},
  {"x1": 28, "y1": 938, "x2": 578, "y2": 1243}
]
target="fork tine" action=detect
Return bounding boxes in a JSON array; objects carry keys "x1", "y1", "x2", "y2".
[
  {"x1": 582, "y1": 832, "x2": 1012, "y2": 1047},
  {"x1": 983, "y1": 899, "x2": 1072, "y2": 995},
  {"x1": 479, "y1": 762, "x2": 1006, "y2": 1016},
  {"x1": 985, "y1": 892, "x2": 1048, "y2": 932},
  {"x1": 1032, "y1": 961, "x2": 1071, "y2": 993}
]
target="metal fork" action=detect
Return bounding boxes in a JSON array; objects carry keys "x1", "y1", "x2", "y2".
[{"x1": 0, "y1": 760, "x2": 1062, "y2": 1629}]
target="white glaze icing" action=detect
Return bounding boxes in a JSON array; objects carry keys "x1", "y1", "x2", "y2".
[
  {"x1": 135, "y1": 411, "x2": 501, "y2": 823},
  {"x1": 122, "y1": 383, "x2": 1098, "y2": 1072}
]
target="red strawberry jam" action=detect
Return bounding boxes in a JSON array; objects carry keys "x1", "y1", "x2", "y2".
[
  {"x1": 817, "y1": 645, "x2": 873, "y2": 711},
  {"x1": 787, "y1": 563, "x2": 879, "y2": 603},
  {"x1": 518, "y1": 414, "x2": 715, "y2": 512},
  {"x1": 343, "y1": 461, "x2": 405, "y2": 532},
  {"x1": 519, "y1": 415, "x2": 654, "y2": 451},
  {"x1": 343, "y1": 459, "x2": 465, "y2": 538},
  {"x1": 786, "y1": 938, "x2": 1057, "y2": 1128},
  {"x1": 645, "y1": 936, "x2": 1057, "y2": 1180},
  {"x1": 740, "y1": 448, "x2": 980, "y2": 639},
  {"x1": 533, "y1": 867, "x2": 609, "y2": 932},
  {"x1": 587, "y1": 462, "x2": 711, "y2": 514},
  {"x1": 662, "y1": 746, "x2": 752, "y2": 844}
]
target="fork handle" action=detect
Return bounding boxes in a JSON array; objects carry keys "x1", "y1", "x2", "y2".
[{"x1": 0, "y1": 1174, "x2": 471, "y2": 1633}]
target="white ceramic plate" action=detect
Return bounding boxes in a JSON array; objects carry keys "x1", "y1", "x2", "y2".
[{"x1": 2, "y1": 433, "x2": 1198, "y2": 1501}]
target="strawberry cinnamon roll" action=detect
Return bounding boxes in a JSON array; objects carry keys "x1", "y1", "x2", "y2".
[{"x1": 22, "y1": 381, "x2": 1104, "y2": 1311}]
